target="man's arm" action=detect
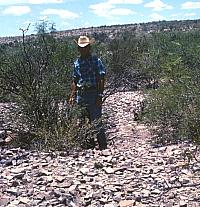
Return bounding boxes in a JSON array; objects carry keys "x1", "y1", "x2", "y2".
[
  {"x1": 97, "y1": 78, "x2": 105, "y2": 96},
  {"x1": 96, "y1": 77, "x2": 105, "y2": 107},
  {"x1": 96, "y1": 57, "x2": 106, "y2": 94},
  {"x1": 69, "y1": 59, "x2": 79, "y2": 106},
  {"x1": 69, "y1": 81, "x2": 77, "y2": 106},
  {"x1": 96, "y1": 57, "x2": 106, "y2": 106}
]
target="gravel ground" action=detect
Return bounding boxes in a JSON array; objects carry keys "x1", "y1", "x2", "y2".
[{"x1": 0, "y1": 91, "x2": 200, "y2": 207}]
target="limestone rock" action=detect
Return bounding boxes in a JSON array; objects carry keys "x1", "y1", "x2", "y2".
[{"x1": 119, "y1": 200, "x2": 135, "y2": 207}]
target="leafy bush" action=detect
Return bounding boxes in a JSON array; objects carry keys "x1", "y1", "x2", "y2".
[
  {"x1": 105, "y1": 33, "x2": 150, "y2": 90},
  {"x1": 0, "y1": 24, "x2": 109, "y2": 151},
  {"x1": 0, "y1": 25, "x2": 93, "y2": 150},
  {"x1": 143, "y1": 30, "x2": 200, "y2": 145},
  {"x1": 2, "y1": 23, "x2": 200, "y2": 150}
]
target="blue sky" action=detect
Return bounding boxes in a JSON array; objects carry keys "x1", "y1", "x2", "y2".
[{"x1": 0, "y1": 0, "x2": 200, "y2": 37}]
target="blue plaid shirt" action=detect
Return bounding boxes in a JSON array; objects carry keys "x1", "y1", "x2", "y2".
[{"x1": 73, "y1": 55, "x2": 106, "y2": 88}]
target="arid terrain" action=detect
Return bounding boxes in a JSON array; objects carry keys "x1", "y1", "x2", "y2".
[{"x1": 0, "y1": 91, "x2": 199, "y2": 207}]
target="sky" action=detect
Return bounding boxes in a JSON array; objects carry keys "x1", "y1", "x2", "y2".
[{"x1": 0, "y1": 0, "x2": 200, "y2": 37}]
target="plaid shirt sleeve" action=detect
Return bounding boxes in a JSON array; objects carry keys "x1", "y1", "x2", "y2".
[
  {"x1": 72, "y1": 56, "x2": 106, "y2": 87},
  {"x1": 96, "y1": 58, "x2": 106, "y2": 78},
  {"x1": 73, "y1": 59, "x2": 80, "y2": 83}
]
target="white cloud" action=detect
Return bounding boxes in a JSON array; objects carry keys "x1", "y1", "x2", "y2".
[
  {"x1": 89, "y1": 0, "x2": 141, "y2": 18},
  {"x1": 144, "y1": 0, "x2": 173, "y2": 11},
  {"x1": 28, "y1": 0, "x2": 63, "y2": 4},
  {"x1": 41, "y1": 9, "x2": 79, "y2": 19},
  {"x1": 109, "y1": 8, "x2": 135, "y2": 16},
  {"x1": 89, "y1": 2, "x2": 115, "y2": 17},
  {"x1": 89, "y1": 2, "x2": 114, "y2": 12},
  {"x1": 181, "y1": 2, "x2": 200, "y2": 9},
  {"x1": 39, "y1": 15, "x2": 49, "y2": 21},
  {"x1": 0, "y1": 0, "x2": 22, "y2": 5},
  {"x1": 2, "y1": 6, "x2": 31, "y2": 16},
  {"x1": 108, "y1": 0, "x2": 143, "y2": 4},
  {"x1": 184, "y1": 12, "x2": 196, "y2": 17},
  {"x1": 0, "y1": 0, "x2": 63, "y2": 5},
  {"x1": 149, "y1": 12, "x2": 165, "y2": 21}
]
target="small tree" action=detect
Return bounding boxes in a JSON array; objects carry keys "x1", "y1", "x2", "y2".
[
  {"x1": 0, "y1": 23, "x2": 79, "y2": 150},
  {"x1": 0, "y1": 23, "x2": 109, "y2": 150},
  {"x1": 143, "y1": 30, "x2": 200, "y2": 145}
]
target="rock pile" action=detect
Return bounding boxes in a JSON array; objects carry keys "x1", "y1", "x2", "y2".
[{"x1": 0, "y1": 91, "x2": 200, "y2": 207}]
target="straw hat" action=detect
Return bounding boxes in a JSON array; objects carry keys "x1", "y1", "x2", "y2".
[{"x1": 74, "y1": 36, "x2": 95, "y2": 47}]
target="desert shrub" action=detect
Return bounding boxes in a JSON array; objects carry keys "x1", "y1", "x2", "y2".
[
  {"x1": 0, "y1": 24, "x2": 102, "y2": 150},
  {"x1": 143, "y1": 30, "x2": 200, "y2": 145},
  {"x1": 105, "y1": 33, "x2": 148, "y2": 90}
]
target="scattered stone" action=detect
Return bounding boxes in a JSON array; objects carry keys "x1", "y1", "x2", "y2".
[
  {"x1": 94, "y1": 161, "x2": 104, "y2": 169},
  {"x1": 0, "y1": 198, "x2": 10, "y2": 206},
  {"x1": 103, "y1": 167, "x2": 115, "y2": 174},
  {"x1": 119, "y1": 200, "x2": 135, "y2": 207},
  {"x1": 19, "y1": 197, "x2": 30, "y2": 204},
  {"x1": 101, "y1": 149, "x2": 111, "y2": 156},
  {"x1": 0, "y1": 92, "x2": 199, "y2": 206},
  {"x1": 80, "y1": 167, "x2": 89, "y2": 175},
  {"x1": 151, "y1": 189, "x2": 161, "y2": 194},
  {"x1": 179, "y1": 200, "x2": 188, "y2": 207}
]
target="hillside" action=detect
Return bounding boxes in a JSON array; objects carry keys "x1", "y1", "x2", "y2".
[{"x1": 0, "y1": 19, "x2": 200, "y2": 45}]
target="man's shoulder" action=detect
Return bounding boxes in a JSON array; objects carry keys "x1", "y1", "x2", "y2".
[
  {"x1": 74, "y1": 57, "x2": 81, "y2": 66},
  {"x1": 74, "y1": 55, "x2": 100, "y2": 65},
  {"x1": 91, "y1": 55, "x2": 99, "y2": 61},
  {"x1": 74, "y1": 57, "x2": 80, "y2": 62},
  {"x1": 91, "y1": 55, "x2": 101, "y2": 64}
]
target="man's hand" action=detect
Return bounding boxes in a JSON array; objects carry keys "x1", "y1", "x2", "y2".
[
  {"x1": 69, "y1": 81, "x2": 77, "y2": 106},
  {"x1": 96, "y1": 95, "x2": 103, "y2": 107},
  {"x1": 68, "y1": 95, "x2": 75, "y2": 106}
]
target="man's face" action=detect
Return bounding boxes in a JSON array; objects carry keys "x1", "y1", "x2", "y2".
[{"x1": 78, "y1": 45, "x2": 90, "y2": 58}]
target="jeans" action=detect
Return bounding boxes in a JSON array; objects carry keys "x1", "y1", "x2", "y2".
[{"x1": 76, "y1": 90, "x2": 107, "y2": 149}]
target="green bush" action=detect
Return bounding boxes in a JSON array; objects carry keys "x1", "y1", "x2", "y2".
[
  {"x1": 106, "y1": 33, "x2": 151, "y2": 90},
  {"x1": 0, "y1": 25, "x2": 91, "y2": 150},
  {"x1": 2, "y1": 23, "x2": 200, "y2": 150},
  {"x1": 0, "y1": 24, "x2": 109, "y2": 151},
  {"x1": 143, "y1": 30, "x2": 200, "y2": 145}
]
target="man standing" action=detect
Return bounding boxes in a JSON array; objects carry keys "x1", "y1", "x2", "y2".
[{"x1": 69, "y1": 36, "x2": 107, "y2": 150}]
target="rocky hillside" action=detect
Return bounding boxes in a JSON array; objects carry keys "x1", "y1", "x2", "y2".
[
  {"x1": 0, "y1": 91, "x2": 199, "y2": 207},
  {"x1": 0, "y1": 19, "x2": 200, "y2": 45}
]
